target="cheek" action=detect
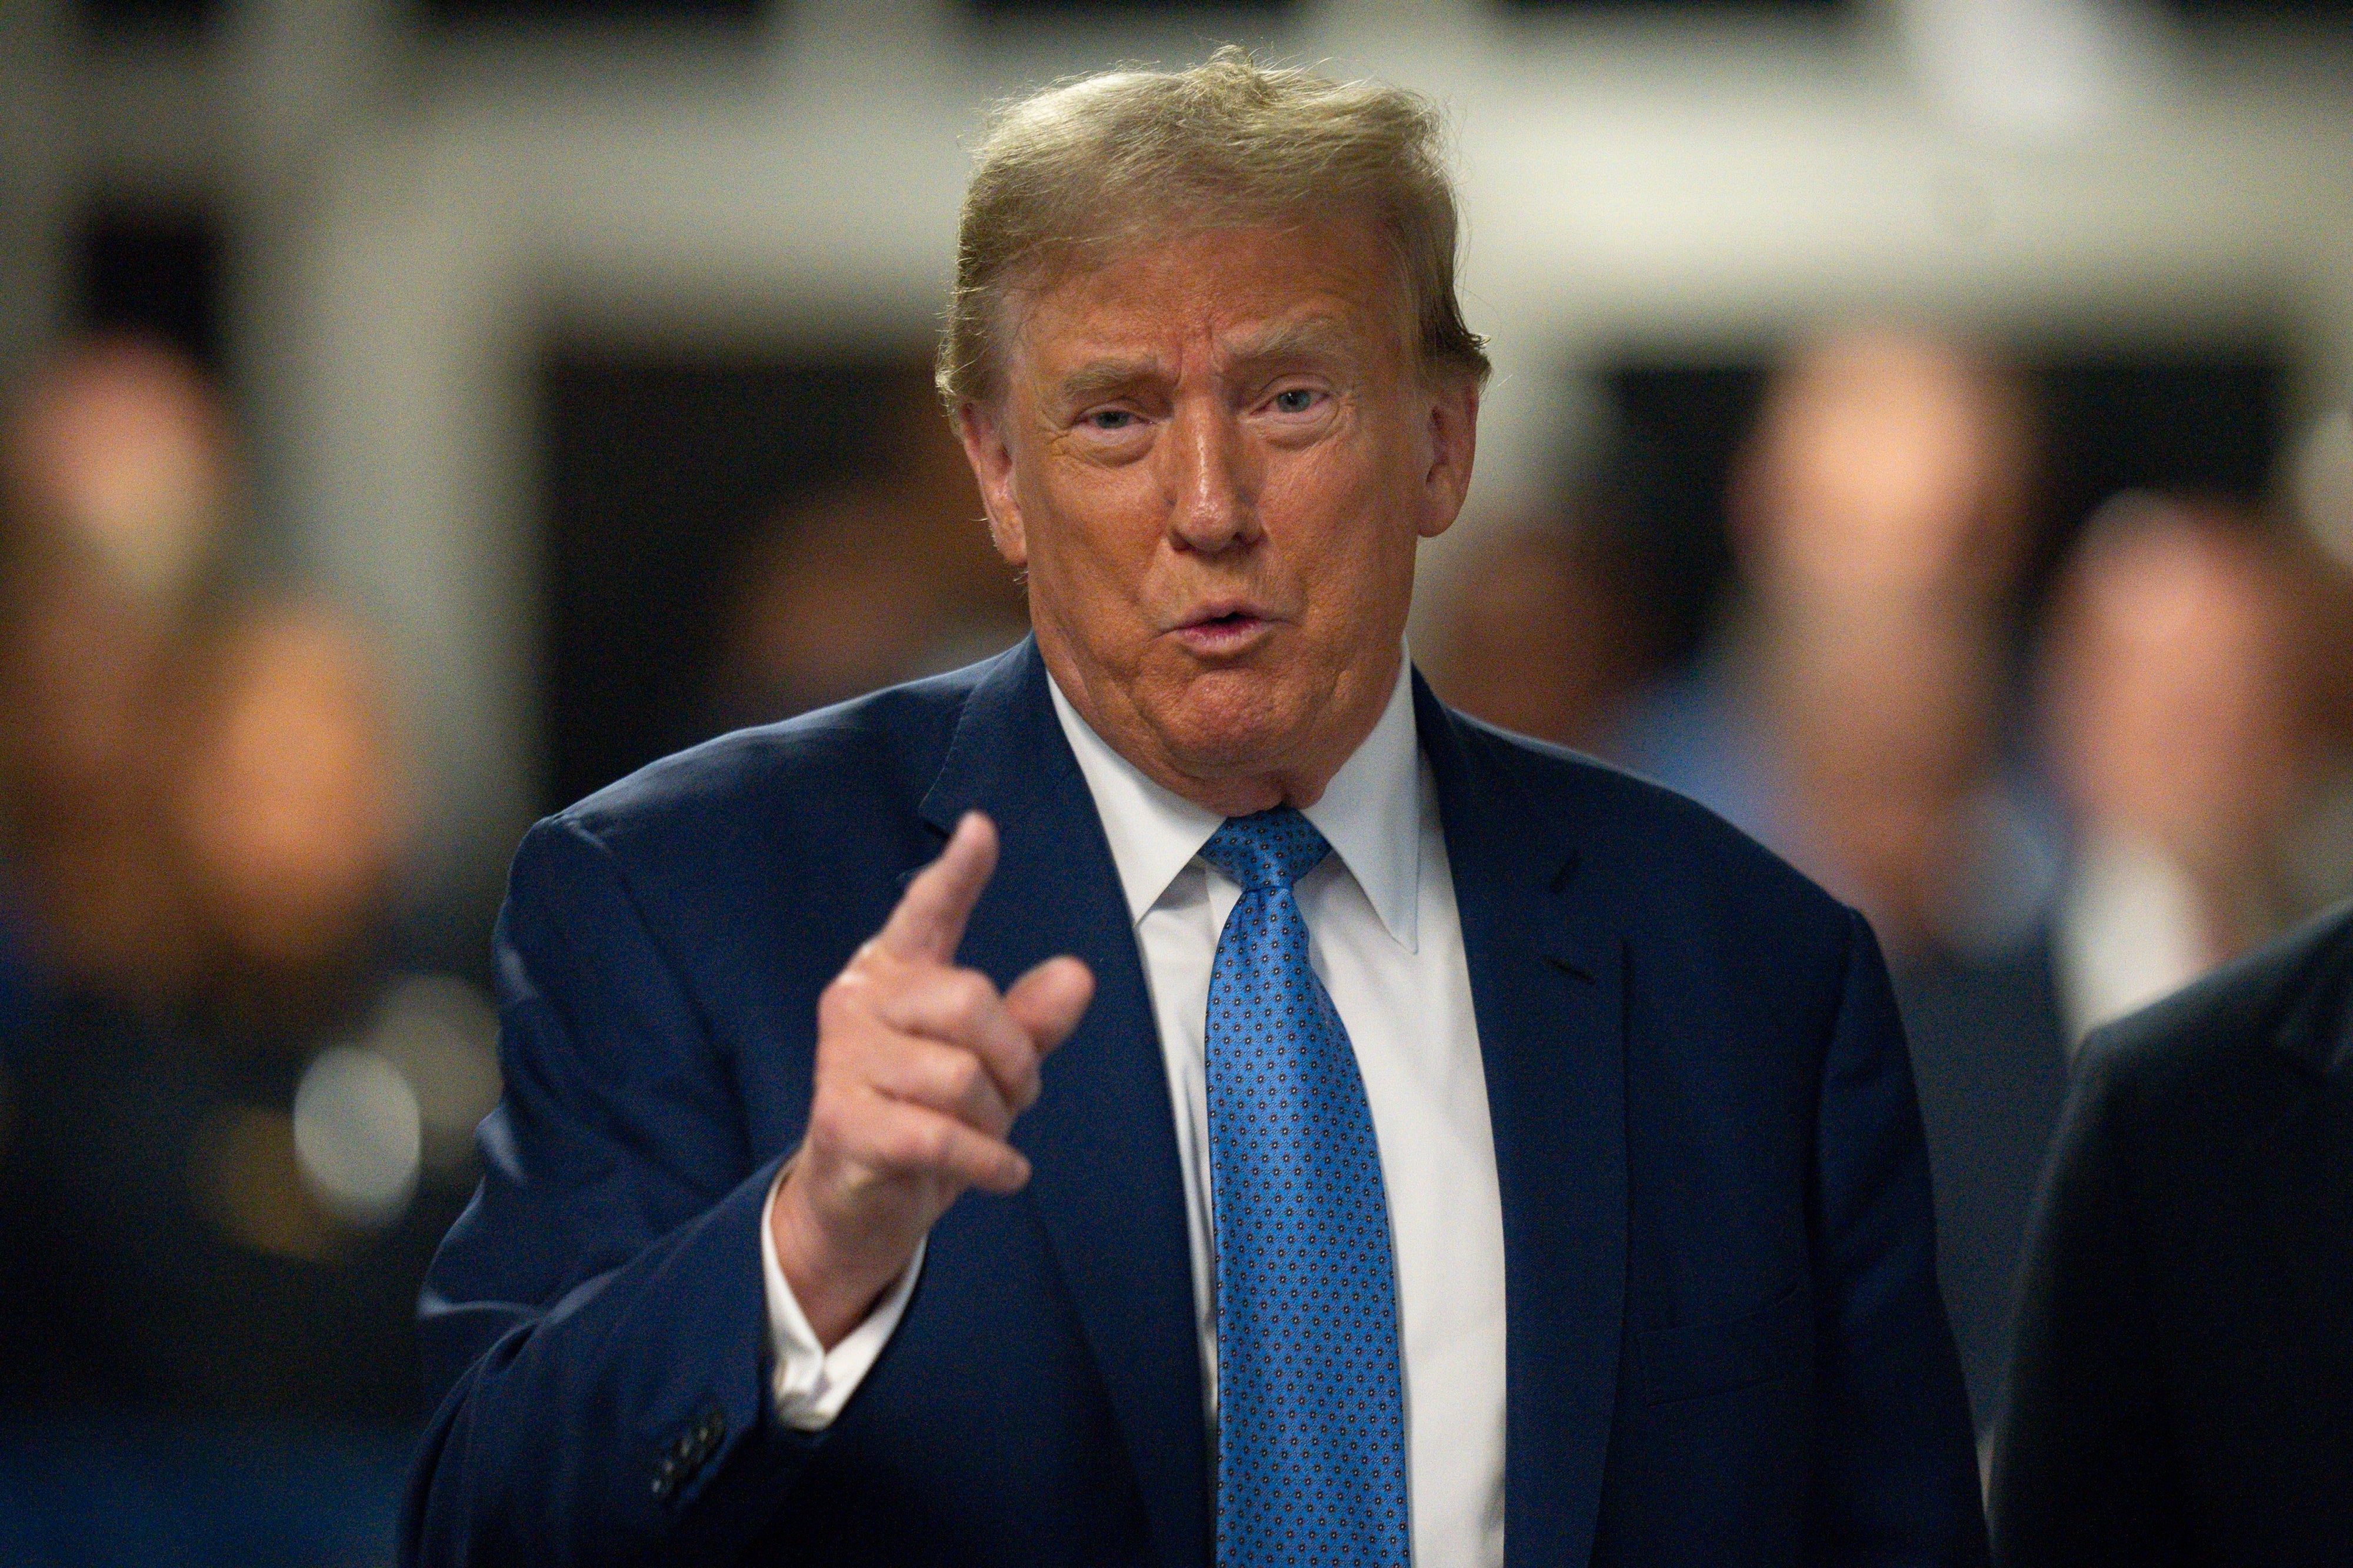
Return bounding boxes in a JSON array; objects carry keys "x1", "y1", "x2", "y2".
[
  {"x1": 1268, "y1": 441, "x2": 1420, "y2": 593},
  {"x1": 1024, "y1": 468, "x2": 1165, "y2": 613}
]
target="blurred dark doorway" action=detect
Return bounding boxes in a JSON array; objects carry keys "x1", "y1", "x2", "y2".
[
  {"x1": 76, "y1": 203, "x2": 225, "y2": 373},
  {"x1": 1599, "y1": 346, "x2": 2291, "y2": 669},
  {"x1": 537, "y1": 348, "x2": 1025, "y2": 815}
]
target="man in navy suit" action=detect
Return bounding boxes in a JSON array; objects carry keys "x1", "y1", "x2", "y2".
[{"x1": 403, "y1": 50, "x2": 1984, "y2": 1567}]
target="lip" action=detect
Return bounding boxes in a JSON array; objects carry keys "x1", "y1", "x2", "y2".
[{"x1": 1167, "y1": 599, "x2": 1279, "y2": 656}]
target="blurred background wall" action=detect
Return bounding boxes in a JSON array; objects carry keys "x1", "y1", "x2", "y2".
[
  {"x1": 11, "y1": 0, "x2": 2349, "y2": 939},
  {"x1": 2, "y1": 0, "x2": 2351, "y2": 1562}
]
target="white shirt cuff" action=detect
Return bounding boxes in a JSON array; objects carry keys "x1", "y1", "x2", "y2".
[{"x1": 759, "y1": 1167, "x2": 924, "y2": 1431}]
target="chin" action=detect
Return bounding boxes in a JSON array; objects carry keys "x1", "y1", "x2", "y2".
[{"x1": 1150, "y1": 670, "x2": 1305, "y2": 774}]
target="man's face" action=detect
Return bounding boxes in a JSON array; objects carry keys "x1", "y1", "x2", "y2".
[{"x1": 958, "y1": 212, "x2": 1477, "y2": 811}]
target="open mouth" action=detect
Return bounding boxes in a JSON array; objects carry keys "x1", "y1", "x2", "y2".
[{"x1": 1172, "y1": 605, "x2": 1273, "y2": 653}]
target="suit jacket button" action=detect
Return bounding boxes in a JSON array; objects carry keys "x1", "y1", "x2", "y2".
[
  {"x1": 671, "y1": 1432, "x2": 699, "y2": 1462},
  {"x1": 650, "y1": 1473, "x2": 674, "y2": 1502}
]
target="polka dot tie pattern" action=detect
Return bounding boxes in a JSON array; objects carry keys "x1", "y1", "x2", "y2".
[{"x1": 1199, "y1": 807, "x2": 1411, "y2": 1568}]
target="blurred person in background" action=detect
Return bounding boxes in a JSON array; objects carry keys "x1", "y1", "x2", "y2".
[
  {"x1": 0, "y1": 336, "x2": 230, "y2": 1424},
  {"x1": 2042, "y1": 495, "x2": 2337, "y2": 1040},
  {"x1": 1989, "y1": 876, "x2": 2353, "y2": 1566},
  {"x1": 0, "y1": 335, "x2": 230, "y2": 1024},
  {"x1": 0, "y1": 341, "x2": 499, "y2": 1564},
  {"x1": 1989, "y1": 435, "x2": 2353, "y2": 1568},
  {"x1": 708, "y1": 379, "x2": 1029, "y2": 729},
  {"x1": 1, "y1": 594, "x2": 497, "y2": 1417},
  {"x1": 1618, "y1": 324, "x2": 2069, "y2": 1437},
  {"x1": 1420, "y1": 503, "x2": 1656, "y2": 753}
]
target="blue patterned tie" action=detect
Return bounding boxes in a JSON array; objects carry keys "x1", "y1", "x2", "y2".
[{"x1": 1200, "y1": 807, "x2": 1411, "y2": 1568}]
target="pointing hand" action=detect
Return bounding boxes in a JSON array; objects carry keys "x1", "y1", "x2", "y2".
[{"x1": 769, "y1": 812, "x2": 1095, "y2": 1347}]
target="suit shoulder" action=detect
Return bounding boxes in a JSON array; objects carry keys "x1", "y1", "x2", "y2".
[
  {"x1": 1451, "y1": 713, "x2": 1853, "y2": 940},
  {"x1": 541, "y1": 658, "x2": 990, "y2": 862},
  {"x1": 2077, "y1": 897, "x2": 2353, "y2": 1115}
]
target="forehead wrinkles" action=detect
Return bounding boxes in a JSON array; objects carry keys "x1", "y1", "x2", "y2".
[{"x1": 1005, "y1": 247, "x2": 1397, "y2": 410}]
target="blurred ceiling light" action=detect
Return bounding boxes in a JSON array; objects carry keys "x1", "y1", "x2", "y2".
[
  {"x1": 1892, "y1": 0, "x2": 2165, "y2": 140},
  {"x1": 368, "y1": 974, "x2": 503, "y2": 1181},
  {"x1": 2289, "y1": 406, "x2": 2353, "y2": 569},
  {"x1": 292, "y1": 1045, "x2": 423, "y2": 1229}
]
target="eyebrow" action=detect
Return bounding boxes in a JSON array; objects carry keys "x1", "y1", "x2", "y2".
[
  {"x1": 1223, "y1": 317, "x2": 1364, "y2": 376},
  {"x1": 1054, "y1": 357, "x2": 1166, "y2": 409},
  {"x1": 1050, "y1": 318, "x2": 1366, "y2": 409}
]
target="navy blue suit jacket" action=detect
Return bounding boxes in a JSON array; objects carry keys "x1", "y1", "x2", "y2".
[{"x1": 404, "y1": 640, "x2": 1985, "y2": 1566}]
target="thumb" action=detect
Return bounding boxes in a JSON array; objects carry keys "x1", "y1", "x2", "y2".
[{"x1": 1004, "y1": 955, "x2": 1095, "y2": 1056}]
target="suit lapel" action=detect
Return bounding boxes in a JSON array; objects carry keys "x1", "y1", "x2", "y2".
[
  {"x1": 920, "y1": 640, "x2": 1209, "y2": 1568},
  {"x1": 1416, "y1": 676, "x2": 1628, "y2": 1568}
]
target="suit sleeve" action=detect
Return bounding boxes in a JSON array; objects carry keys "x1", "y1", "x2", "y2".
[
  {"x1": 1986, "y1": 1039, "x2": 2185, "y2": 1568},
  {"x1": 401, "y1": 816, "x2": 819, "y2": 1566},
  {"x1": 1808, "y1": 910, "x2": 1991, "y2": 1566}
]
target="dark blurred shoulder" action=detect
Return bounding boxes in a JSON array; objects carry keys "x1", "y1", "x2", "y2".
[
  {"x1": 546, "y1": 655, "x2": 996, "y2": 860},
  {"x1": 487, "y1": 655, "x2": 1005, "y2": 976},
  {"x1": 2072, "y1": 898, "x2": 2353, "y2": 1130}
]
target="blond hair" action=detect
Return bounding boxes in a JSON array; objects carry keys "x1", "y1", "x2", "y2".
[{"x1": 937, "y1": 48, "x2": 1490, "y2": 409}]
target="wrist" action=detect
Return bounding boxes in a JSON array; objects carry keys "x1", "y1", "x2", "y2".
[{"x1": 769, "y1": 1160, "x2": 906, "y2": 1350}]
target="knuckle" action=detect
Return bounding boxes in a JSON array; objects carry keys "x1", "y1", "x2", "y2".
[
  {"x1": 814, "y1": 1015, "x2": 876, "y2": 1073},
  {"x1": 877, "y1": 1121, "x2": 926, "y2": 1170},
  {"x1": 949, "y1": 971, "x2": 995, "y2": 1025},
  {"x1": 802, "y1": 1105, "x2": 856, "y2": 1163},
  {"x1": 913, "y1": 1120, "x2": 956, "y2": 1168},
  {"x1": 944, "y1": 1052, "x2": 987, "y2": 1104},
  {"x1": 809, "y1": 1086, "x2": 864, "y2": 1135},
  {"x1": 818, "y1": 975, "x2": 865, "y2": 1026}
]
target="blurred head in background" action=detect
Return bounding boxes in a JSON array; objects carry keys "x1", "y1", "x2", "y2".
[
  {"x1": 1732, "y1": 324, "x2": 2038, "y2": 640},
  {"x1": 1725, "y1": 323, "x2": 2048, "y2": 956},
  {"x1": 171, "y1": 602, "x2": 416, "y2": 1016},
  {"x1": 716, "y1": 488, "x2": 952, "y2": 723},
  {"x1": 707, "y1": 371, "x2": 1026, "y2": 729},
  {"x1": 0, "y1": 335, "x2": 236, "y2": 1001},
  {"x1": 2042, "y1": 495, "x2": 2327, "y2": 1035},
  {"x1": 1422, "y1": 509, "x2": 1652, "y2": 753}
]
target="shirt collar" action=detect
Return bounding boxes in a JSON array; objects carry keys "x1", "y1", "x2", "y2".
[{"x1": 1046, "y1": 654, "x2": 1421, "y2": 952}]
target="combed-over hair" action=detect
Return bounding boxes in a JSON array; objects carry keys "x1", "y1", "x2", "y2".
[{"x1": 936, "y1": 48, "x2": 1491, "y2": 409}]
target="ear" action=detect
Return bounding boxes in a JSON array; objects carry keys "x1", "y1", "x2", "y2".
[
  {"x1": 956, "y1": 399, "x2": 1028, "y2": 567},
  {"x1": 1414, "y1": 375, "x2": 1481, "y2": 541}
]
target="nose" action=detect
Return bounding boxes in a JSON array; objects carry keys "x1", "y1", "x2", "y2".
[{"x1": 1158, "y1": 398, "x2": 1259, "y2": 555}]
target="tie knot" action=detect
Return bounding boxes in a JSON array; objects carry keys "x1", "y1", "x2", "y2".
[{"x1": 1200, "y1": 806, "x2": 1331, "y2": 893}]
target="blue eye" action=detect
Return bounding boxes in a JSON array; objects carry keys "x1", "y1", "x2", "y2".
[
  {"x1": 1087, "y1": 409, "x2": 1136, "y2": 431},
  {"x1": 1272, "y1": 389, "x2": 1318, "y2": 414}
]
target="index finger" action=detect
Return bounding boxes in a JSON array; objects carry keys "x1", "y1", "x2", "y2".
[{"x1": 874, "y1": 811, "x2": 998, "y2": 963}]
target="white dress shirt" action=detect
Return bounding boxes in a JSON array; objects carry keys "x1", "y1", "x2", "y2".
[{"x1": 762, "y1": 656, "x2": 1509, "y2": 1567}]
